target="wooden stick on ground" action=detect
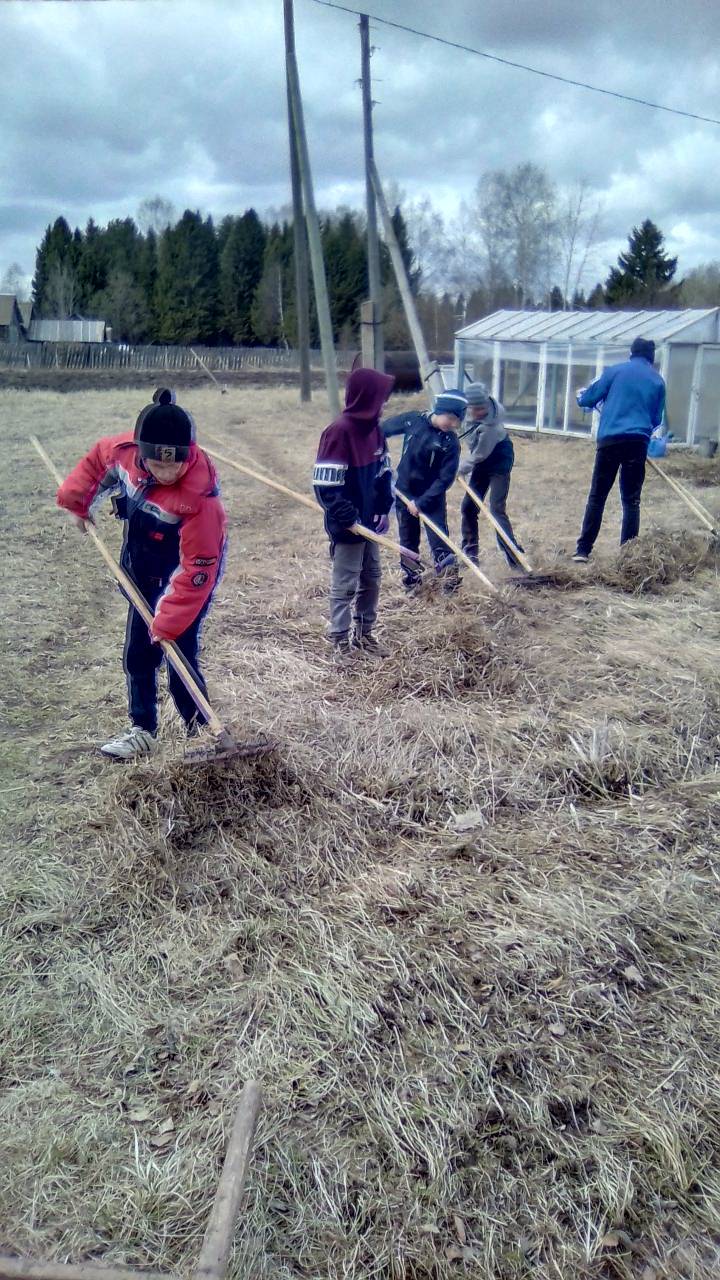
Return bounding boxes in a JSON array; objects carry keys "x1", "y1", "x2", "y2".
[
  {"x1": 647, "y1": 456, "x2": 718, "y2": 534},
  {"x1": 394, "y1": 489, "x2": 498, "y2": 595},
  {"x1": 0, "y1": 1262, "x2": 168, "y2": 1280},
  {"x1": 190, "y1": 347, "x2": 227, "y2": 394},
  {"x1": 457, "y1": 476, "x2": 533, "y2": 574},
  {"x1": 201, "y1": 431, "x2": 423, "y2": 564},
  {"x1": 193, "y1": 1082, "x2": 262, "y2": 1280}
]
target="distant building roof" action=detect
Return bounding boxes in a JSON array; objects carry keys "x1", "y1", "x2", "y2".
[
  {"x1": 456, "y1": 308, "x2": 720, "y2": 346},
  {"x1": 28, "y1": 317, "x2": 107, "y2": 343},
  {"x1": 0, "y1": 293, "x2": 23, "y2": 327}
]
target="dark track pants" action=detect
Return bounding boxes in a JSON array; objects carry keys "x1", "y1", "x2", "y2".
[
  {"x1": 395, "y1": 497, "x2": 457, "y2": 589},
  {"x1": 123, "y1": 578, "x2": 210, "y2": 735},
  {"x1": 460, "y1": 462, "x2": 524, "y2": 567},
  {"x1": 576, "y1": 435, "x2": 648, "y2": 556}
]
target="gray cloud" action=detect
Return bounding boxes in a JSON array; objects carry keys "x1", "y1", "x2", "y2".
[{"x1": 2, "y1": 0, "x2": 720, "y2": 291}]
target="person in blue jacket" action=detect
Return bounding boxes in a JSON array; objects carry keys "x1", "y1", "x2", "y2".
[
  {"x1": 383, "y1": 389, "x2": 467, "y2": 592},
  {"x1": 573, "y1": 337, "x2": 666, "y2": 562}
]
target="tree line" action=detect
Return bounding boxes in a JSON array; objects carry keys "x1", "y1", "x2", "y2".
[
  {"x1": 5, "y1": 163, "x2": 717, "y2": 352},
  {"x1": 24, "y1": 196, "x2": 418, "y2": 348}
]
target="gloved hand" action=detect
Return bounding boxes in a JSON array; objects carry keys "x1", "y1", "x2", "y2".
[
  {"x1": 373, "y1": 513, "x2": 390, "y2": 535},
  {"x1": 458, "y1": 458, "x2": 474, "y2": 478}
]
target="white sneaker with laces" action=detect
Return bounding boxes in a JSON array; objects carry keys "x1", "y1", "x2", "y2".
[{"x1": 101, "y1": 726, "x2": 157, "y2": 760}]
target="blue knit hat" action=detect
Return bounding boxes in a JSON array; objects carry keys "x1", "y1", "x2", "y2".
[{"x1": 433, "y1": 389, "x2": 468, "y2": 420}]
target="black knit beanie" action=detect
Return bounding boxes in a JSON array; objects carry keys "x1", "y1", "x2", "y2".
[
  {"x1": 630, "y1": 337, "x2": 655, "y2": 363},
  {"x1": 134, "y1": 388, "x2": 195, "y2": 462}
]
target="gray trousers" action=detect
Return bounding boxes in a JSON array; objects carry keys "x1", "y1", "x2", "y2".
[{"x1": 328, "y1": 540, "x2": 381, "y2": 639}]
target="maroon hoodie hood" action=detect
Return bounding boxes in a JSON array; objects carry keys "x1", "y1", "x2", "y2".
[{"x1": 340, "y1": 367, "x2": 395, "y2": 431}]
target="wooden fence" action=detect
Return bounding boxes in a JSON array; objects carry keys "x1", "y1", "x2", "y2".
[{"x1": 0, "y1": 342, "x2": 355, "y2": 372}]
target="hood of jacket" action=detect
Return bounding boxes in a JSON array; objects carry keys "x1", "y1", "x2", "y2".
[
  {"x1": 339, "y1": 367, "x2": 396, "y2": 431},
  {"x1": 465, "y1": 397, "x2": 508, "y2": 463}
]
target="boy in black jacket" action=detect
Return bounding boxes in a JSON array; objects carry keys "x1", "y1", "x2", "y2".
[
  {"x1": 383, "y1": 389, "x2": 467, "y2": 592},
  {"x1": 313, "y1": 367, "x2": 395, "y2": 658}
]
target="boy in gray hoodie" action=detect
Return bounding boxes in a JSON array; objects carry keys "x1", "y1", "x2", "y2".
[{"x1": 459, "y1": 382, "x2": 525, "y2": 568}]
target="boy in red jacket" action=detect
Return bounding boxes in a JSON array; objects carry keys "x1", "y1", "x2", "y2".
[{"x1": 57, "y1": 389, "x2": 227, "y2": 759}]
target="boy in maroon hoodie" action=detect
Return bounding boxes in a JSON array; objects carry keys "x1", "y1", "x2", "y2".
[
  {"x1": 57, "y1": 389, "x2": 227, "y2": 759},
  {"x1": 313, "y1": 367, "x2": 395, "y2": 659}
]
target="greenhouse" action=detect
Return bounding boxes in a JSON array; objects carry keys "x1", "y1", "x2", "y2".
[{"x1": 453, "y1": 308, "x2": 720, "y2": 445}]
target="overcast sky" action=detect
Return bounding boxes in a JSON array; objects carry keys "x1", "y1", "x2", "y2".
[{"x1": 2, "y1": 0, "x2": 720, "y2": 295}]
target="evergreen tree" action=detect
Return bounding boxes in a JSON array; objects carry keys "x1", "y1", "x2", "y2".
[
  {"x1": 155, "y1": 211, "x2": 219, "y2": 344},
  {"x1": 250, "y1": 222, "x2": 294, "y2": 346},
  {"x1": 323, "y1": 210, "x2": 366, "y2": 343},
  {"x1": 587, "y1": 282, "x2": 605, "y2": 309},
  {"x1": 75, "y1": 218, "x2": 108, "y2": 313},
  {"x1": 33, "y1": 217, "x2": 76, "y2": 313},
  {"x1": 549, "y1": 285, "x2": 564, "y2": 311},
  {"x1": 605, "y1": 219, "x2": 679, "y2": 307},
  {"x1": 218, "y1": 210, "x2": 266, "y2": 344},
  {"x1": 137, "y1": 229, "x2": 159, "y2": 339},
  {"x1": 572, "y1": 288, "x2": 587, "y2": 308}
]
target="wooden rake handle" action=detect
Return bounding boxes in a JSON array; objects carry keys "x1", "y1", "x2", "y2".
[
  {"x1": 202, "y1": 433, "x2": 424, "y2": 564},
  {"x1": 30, "y1": 436, "x2": 226, "y2": 737},
  {"x1": 194, "y1": 1081, "x2": 262, "y2": 1280},
  {"x1": 394, "y1": 489, "x2": 498, "y2": 595},
  {"x1": 457, "y1": 476, "x2": 533, "y2": 574},
  {"x1": 647, "y1": 456, "x2": 718, "y2": 534}
]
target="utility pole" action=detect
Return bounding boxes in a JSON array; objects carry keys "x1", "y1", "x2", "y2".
[
  {"x1": 283, "y1": 0, "x2": 311, "y2": 402},
  {"x1": 360, "y1": 13, "x2": 383, "y2": 371},
  {"x1": 284, "y1": 0, "x2": 340, "y2": 416},
  {"x1": 370, "y1": 159, "x2": 444, "y2": 404}
]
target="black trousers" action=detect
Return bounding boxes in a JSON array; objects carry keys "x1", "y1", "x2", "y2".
[
  {"x1": 395, "y1": 496, "x2": 455, "y2": 588},
  {"x1": 460, "y1": 462, "x2": 524, "y2": 567},
  {"x1": 123, "y1": 578, "x2": 210, "y2": 735},
  {"x1": 576, "y1": 435, "x2": 648, "y2": 555}
]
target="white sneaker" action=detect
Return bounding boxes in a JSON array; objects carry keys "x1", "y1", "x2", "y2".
[
  {"x1": 101, "y1": 726, "x2": 157, "y2": 760},
  {"x1": 572, "y1": 552, "x2": 590, "y2": 564}
]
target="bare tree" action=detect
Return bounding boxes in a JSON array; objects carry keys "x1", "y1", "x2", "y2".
[
  {"x1": 557, "y1": 180, "x2": 603, "y2": 307},
  {"x1": 403, "y1": 197, "x2": 450, "y2": 293},
  {"x1": 473, "y1": 162, "x2": 559, "y2": 307},
  {"x1": 136, "y1": 196, "x2": 175, "y2": 236},
  {"x1": 1, "y1": 262, "x2": 29, "y2": 299},
  {"x1": 44, "y1": 262, "x2": 77, "y2": 317}
]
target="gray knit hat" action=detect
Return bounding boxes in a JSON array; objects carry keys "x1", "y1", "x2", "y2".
[
  {"x1": 465, "y1": 381, "x2": 491, "y2": 407},
  {"x1": 433, "y1": 389, "x2": 468, "y2": 420}
]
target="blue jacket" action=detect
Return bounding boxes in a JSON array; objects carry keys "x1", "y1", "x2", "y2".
[
  {"x1": 578, "y1": 355, "x2": 666, "y2": 443},
  {"x1": 383, "y1": 410, "x2": 460, "y2": 512}
]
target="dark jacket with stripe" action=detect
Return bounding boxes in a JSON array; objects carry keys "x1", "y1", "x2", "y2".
[
  {"x1": 313, "y1": 369, "x2": 395, "y2": 544},
  {"x1": 383, "y1": 410, "x2": 460, "y2": 512}
]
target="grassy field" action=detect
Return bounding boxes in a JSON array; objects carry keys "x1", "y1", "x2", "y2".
[{"x1": 1, "y1": 385, "x2": 720, "y2": 1280}]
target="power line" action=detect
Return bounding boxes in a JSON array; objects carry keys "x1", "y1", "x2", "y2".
[{"x1": 309, "y1": 0, "x2": 720, "y2": 128}]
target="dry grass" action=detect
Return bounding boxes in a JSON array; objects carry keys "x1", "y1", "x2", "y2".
[{"x1": 2, "y1": 386, "x2": 720, "y2": 1279}]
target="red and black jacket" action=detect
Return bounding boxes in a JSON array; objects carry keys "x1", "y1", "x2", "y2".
[{"x1": 57, "y1": 432, "x2": 227, "y2": 641}]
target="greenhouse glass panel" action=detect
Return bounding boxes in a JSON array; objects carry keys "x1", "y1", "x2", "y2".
[
  {"x1": 665, "y1": 346, "x2": 695, "y2": 443},
  {"x1": 694, "y1": 347, "x2": 720, "y2": 445},
  {"x1": 468, "y1": 356, "x2": 494, "y2": 390},
  {"x1": 566, "y1": 363, "x2": 597, "y2": 434},
  {"x1": 499, "y1": 358, "x2": 538, "y2": 426},
  {"x1": 542, "y1": 361, "x2": 565, "y2": 429}
]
